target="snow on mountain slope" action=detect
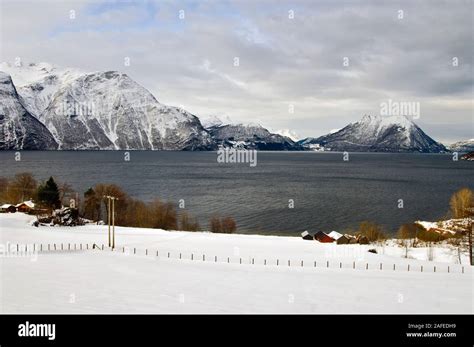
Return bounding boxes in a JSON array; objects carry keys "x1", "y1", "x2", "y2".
[
  {"x1": 0, "y1": 62, "x2": 83, "y2": 119},
  {"x1": 207, "y1": 123, "x2": 302, "y2": 150},
  {"x1": 200, "y1": 114, "x2": 235, "y2": 128},
  {"x1": 0, "y1": 62, "x2": 215, "y2": 150},
  {"x1": 273, "y1": 128, "x2": 299, "y2": 141},
  {"x1": 0, "y1": 72, "x2": 58, "y2": 150},
  {"x1": 39, "y1": 70, "x2": 215, "y2": 150},
  {"x1": 449, "y1": 139, "x2": 474, "y2": 153},
  {"x1": 299, "y1": 115, "x2": 447, "y2": 153}
]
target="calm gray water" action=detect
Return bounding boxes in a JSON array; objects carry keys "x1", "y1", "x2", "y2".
[{"x1": 0, "y1": 151, "x2": 472, "y2": 235}]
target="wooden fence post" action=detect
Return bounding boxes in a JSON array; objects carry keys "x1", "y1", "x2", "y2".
[
  {"x1": 380, "y1": 263, "x2": 382, "y2": 270},
  {"x1": 448, "y1": 266, "x2": 450, "y2": 273},
  {"x1": 434, "y1": 266, "x2": 436, "y2": 273},
  {"x1": 366, "y1": 263, "x2": 368, "y2": 270},
  {"x1": 277, "y1": 259, "x2": 279, "y2": 266},
  {"x1": 408, "y1": 264, "x2": 410, "y2": 272},
  {"x1": 301, "y1": 260, "x2": 304, "y2": 267},
  {"x1": 421, "y1": 265, "x2": 423, "y2": 272},
  {"x1": 340, "y1": 262, "x2": 342, "y2": 269},
  {"x1": 215, "y1": 256, "x2": 217, "y2": 262},
  {"x1": 327, "y1": 261, "x2": 329, "y2": 268},
  {"x1": 314, "y1": 261, "x2": 317, "y2": 267}
]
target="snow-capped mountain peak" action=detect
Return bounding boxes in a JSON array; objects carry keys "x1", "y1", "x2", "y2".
[
  {"x1": 298, "y1": 114, "x2": 446, "y2": 153},
  {"x1": 0, "y1": 71, "x2": 58, "y2": 149},
  {"x1": 0, "y1": 61, "x2": 82, "y2": 87},
  {"x1": 0, "y1": 62, "x2": 214, "y2": 150}
]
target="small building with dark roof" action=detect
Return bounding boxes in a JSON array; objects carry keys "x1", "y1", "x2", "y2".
[
  {"x1": 336, "y1": 234, "x2": 351, "y2": 245},
  {"x1": 301, "y1": 230, "x2": 314, "y2": 240}
]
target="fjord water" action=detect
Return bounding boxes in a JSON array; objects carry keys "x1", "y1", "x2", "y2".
[{"x1": 1, "y1": 151, "x2": 472, "y2": 236}]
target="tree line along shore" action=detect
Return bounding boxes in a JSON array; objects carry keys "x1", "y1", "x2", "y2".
[{"x1": 0, "y1": 173, "x2": 472, "y2": 248}]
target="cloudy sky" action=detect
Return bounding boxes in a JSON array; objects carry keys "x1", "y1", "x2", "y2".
[{"x1": 0, "y1": 0, "x2": 472, "y2": 143}]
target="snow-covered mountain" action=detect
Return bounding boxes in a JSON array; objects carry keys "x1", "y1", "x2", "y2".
[
  {"x1": 448, "y1": 139, "x2": 474, "y2": 153},
  {"x1": 0, "y1": 62, "x2": 84, "y2": 119},
  {"x1": 0, "y1": 71, "x2": 58, "y2": 150},
  {"x1": 207, "y1": 122, "x2": 302, "y2": 150},
  {"x1": 0, "y1": 62, "x2": 214, "y2": 150},
  {"x1": 298, "y1": 115, "x2": 447, "y2": 153},
  {"x1": 273, "y1": 128, "x2": 299, "y2": 141}
]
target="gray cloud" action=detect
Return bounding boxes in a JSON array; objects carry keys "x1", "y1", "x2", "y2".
[{"x1": 0, "y1": 0, "x2": 472, "y2": 143}]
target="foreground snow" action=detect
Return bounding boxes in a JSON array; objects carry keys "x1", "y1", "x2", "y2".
[{"x1": 0, "y1": 213, "x2": 472, "y2": 313}]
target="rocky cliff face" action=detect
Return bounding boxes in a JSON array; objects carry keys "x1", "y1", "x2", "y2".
[
  {"x1": 0, "y1": 71, "x2": 58, "y2": 150},
  {"x1": 0, "y1": 63, "x2": 214, "y2": 150}
]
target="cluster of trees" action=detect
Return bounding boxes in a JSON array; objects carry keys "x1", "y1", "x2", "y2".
[
  {"x1": 82, "y1": 184, "x2": 178, "y2": 230},
  {"x1": 345, "y1": 188, "x2": 473, "y2": 247},
  {"x1": 396, "y1": 188, "x2": 473, "y2": 263},
  {"x1": 0, "y1": 173, "x2": 69, "y2": 211},
  {"x1": 209, "y1": 216, "x2": 237, "y2": 234},
  {"x1": 357, "y1": 221, "x2": 386, "y2": 242},
  {"x1": 81, "y1": 183, "x2": 236, "y2": 232},
  {"x1": 397, "y1": 187, "x2": 473, "y2": 241},
  {"x1": 0, "y1": 173, "x2": 237, "y2": 233}
]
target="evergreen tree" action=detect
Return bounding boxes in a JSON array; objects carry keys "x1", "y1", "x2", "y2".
[{"x1": 37, "y1": 177, "x2": 61, "y2": 210}]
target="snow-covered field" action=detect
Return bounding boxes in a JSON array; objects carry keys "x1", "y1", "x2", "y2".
[{"x1": 0, "y1": 213, "x2": 472, "y2": 313}]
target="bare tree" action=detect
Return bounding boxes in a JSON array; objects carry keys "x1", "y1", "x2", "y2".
[{"x1": 449, "y1": 188, "x2": 473, "y2": 265}]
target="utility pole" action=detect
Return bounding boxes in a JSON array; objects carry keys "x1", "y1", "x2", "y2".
[
  {"x1": 104, "y1": 195, "x2": 112, "y2": 247},
  {"x1": 469, "y1": 221, "x2": 473, "y2": 266},
  {"x1": 103, "y1": 195, "x2": 118, "y2": 249},
  {"x1": 111, "y1": 196, "x2": 118, "y2": 249},
  {"x1": 104, "y1": 196, "x2": 111, "y2": 247}
]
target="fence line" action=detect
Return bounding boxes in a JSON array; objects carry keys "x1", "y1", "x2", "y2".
[{"x1": 4, "y1": 242, "x2": 469, "y2": 274}]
